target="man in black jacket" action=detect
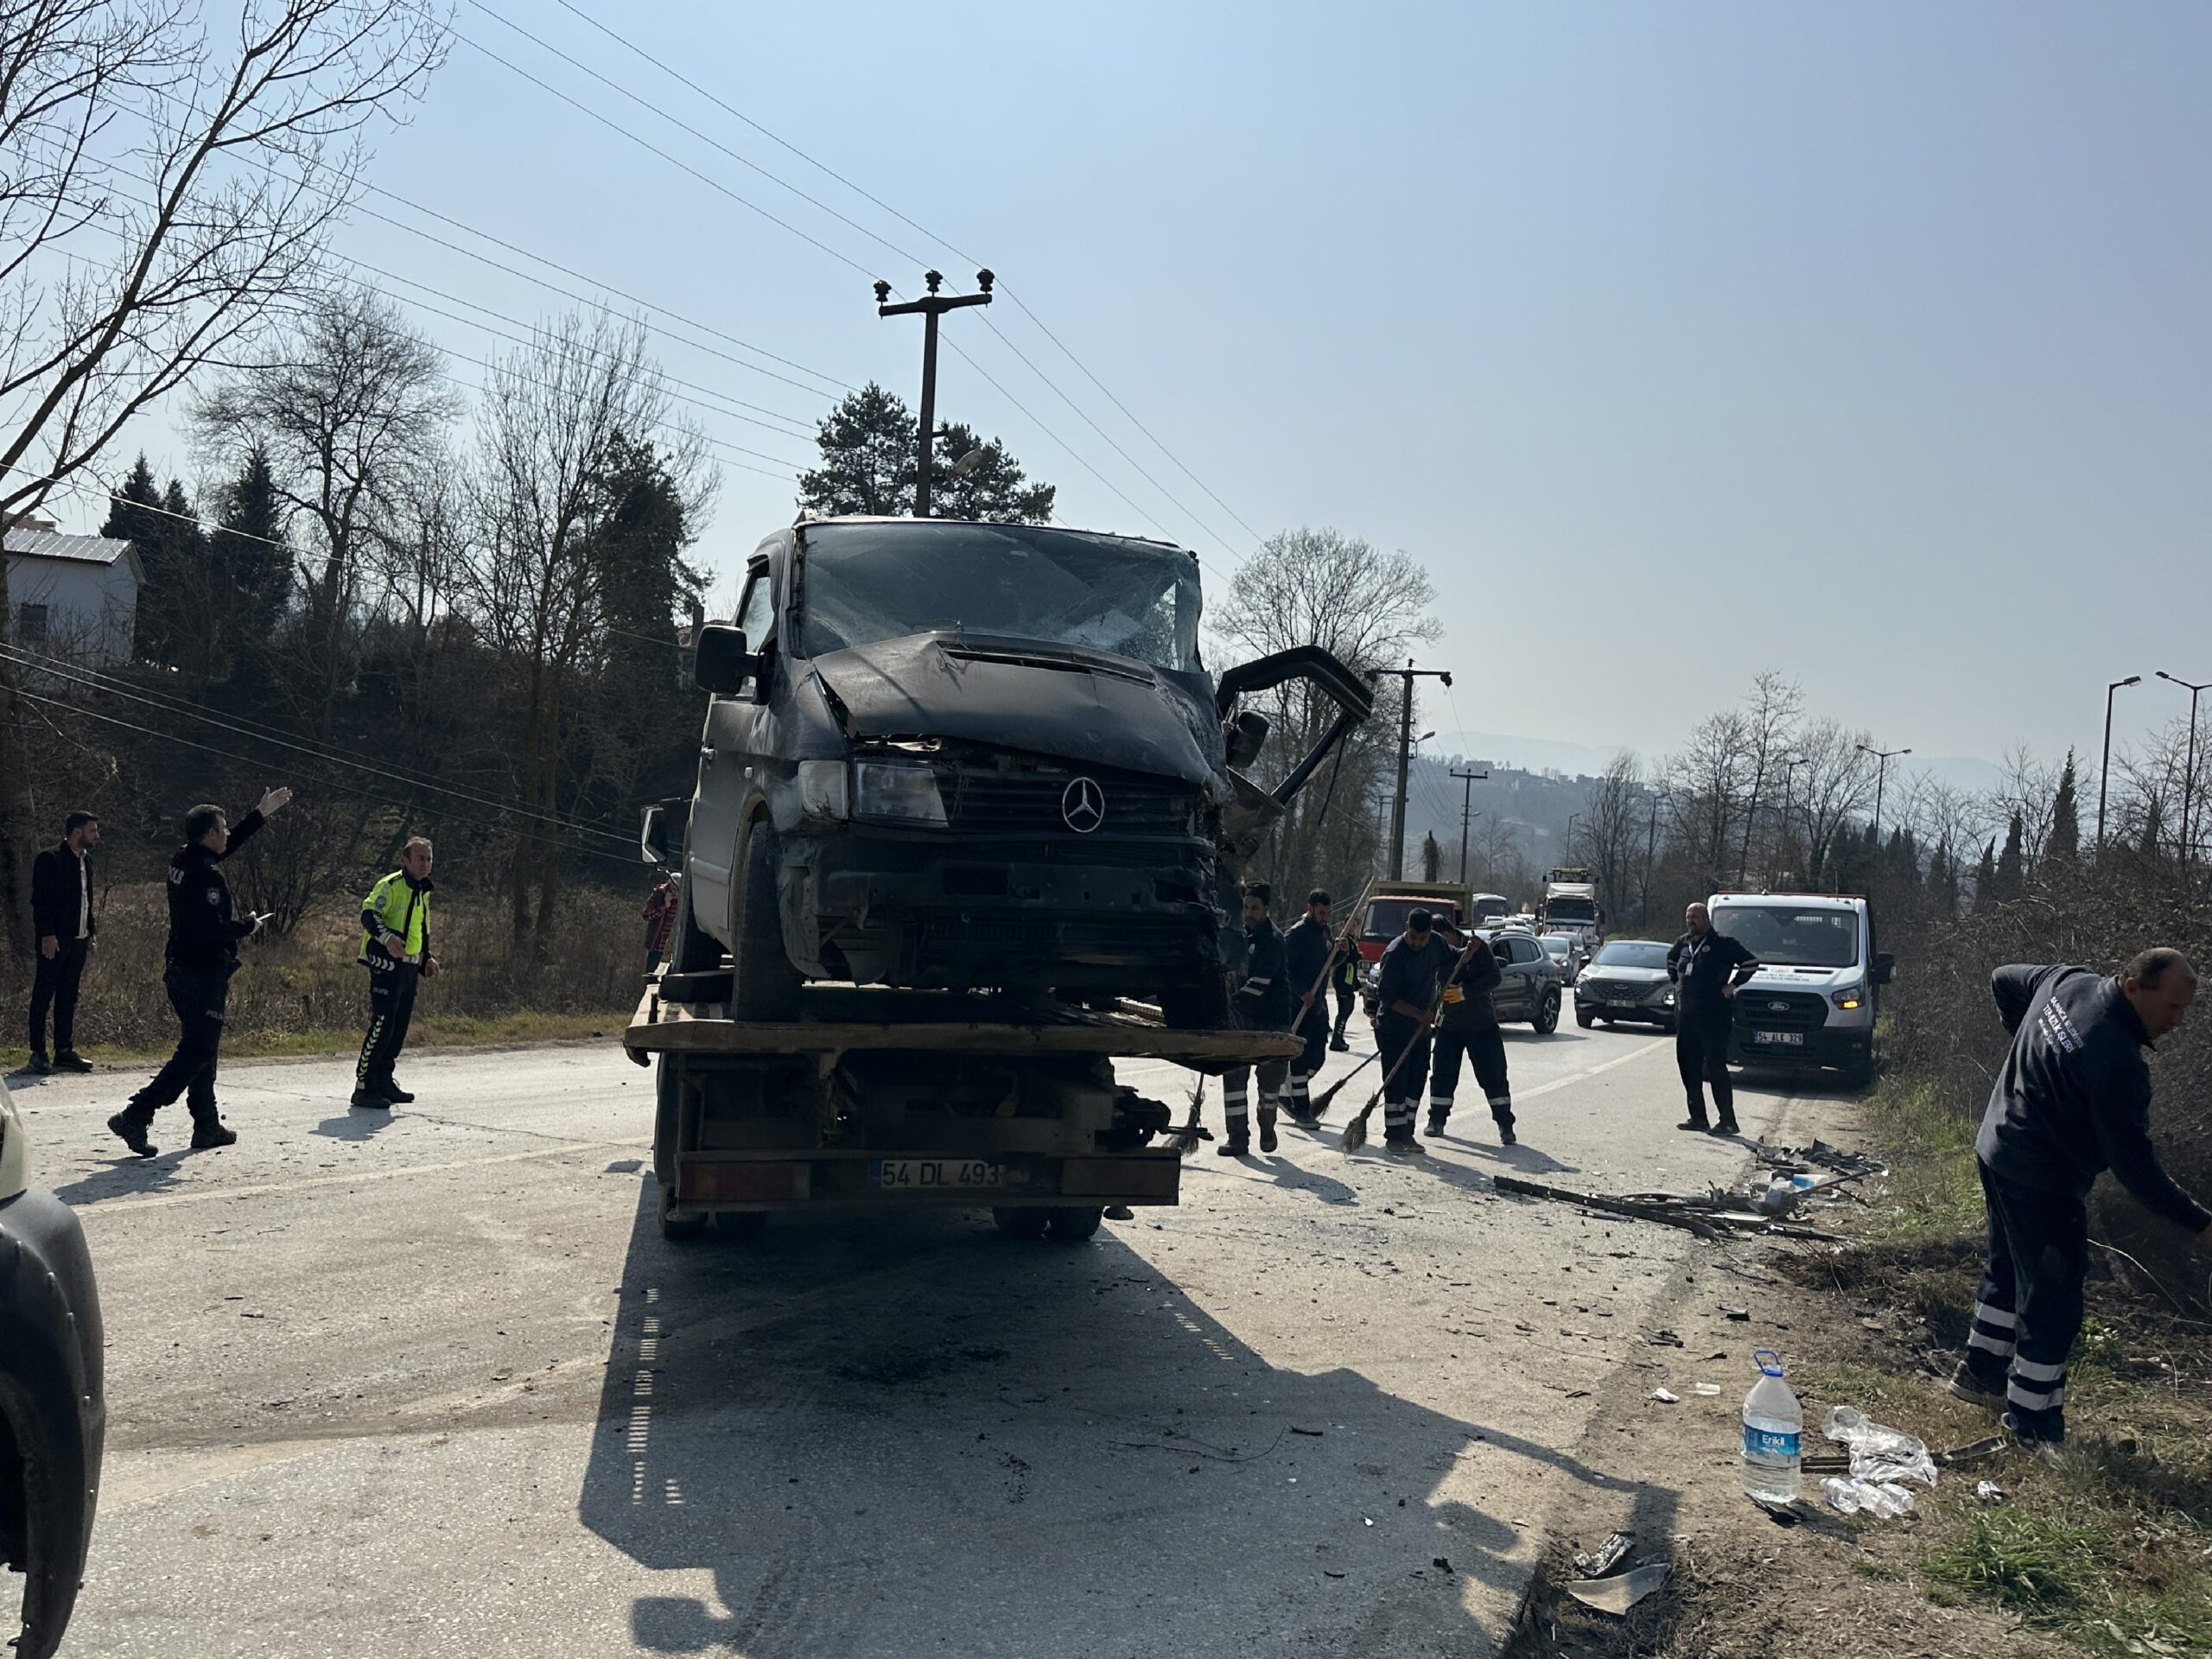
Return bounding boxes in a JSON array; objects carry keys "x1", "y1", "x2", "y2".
[
  {"x1": 27, "y1": 810, "x2": 100, "y2": 1075},
  {"x1": 108, "y1": 787, "x2": 293, "y2": 1158},
  {"x1": 1372, "y1": 909, "x2": 1459, "y2": 1155},
  {"x1": 1665, "y1": 902, "x2": 1759, "y2": 1135},
  {"x1": 1427, "y1": 924, "x2": 1516, "y2": 1145},
  {"x1": 1281, "y1": 888, "x2": 1338, "y2": 1126},
  {"x1": 1219, "y1": 884, "x2": 1293, "y2": 1156},
  {"x1": 1948, "y1": 951, "x2": 2209, "y2": 1446}
]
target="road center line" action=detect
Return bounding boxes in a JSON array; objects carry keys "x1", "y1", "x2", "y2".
[
  {"x1": 73, "y1": 1137, "x2": 650, "y2": 1218},
  {"x1": 1512, "y1": 1037, "x2": 1669, "y2": 1103}
]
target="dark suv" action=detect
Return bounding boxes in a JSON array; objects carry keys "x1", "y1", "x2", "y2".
[{"x1": 650, "y1": 518, "x2": 1370, "y2": 1024}]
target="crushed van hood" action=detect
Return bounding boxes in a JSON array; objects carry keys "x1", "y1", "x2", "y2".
[{"x1": 810, "y1": 633, "x2": 1224, "y2": 791}]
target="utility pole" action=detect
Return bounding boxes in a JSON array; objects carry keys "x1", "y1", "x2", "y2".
[
  {"x1": 2096, "y1": 677, "x2": 2140, "y2": 854},
  {"x1": 1374, "y1": 660, "x2": 1452, "y2": 881},
  {"x1": 1451, "y1": 767, "x2": 1489, "y2": 884},
  {"x1": 875, "y1": 268, "x2": 993, "y2": 518},
  {"x1": 1857, "y1": 743, "x2": 1911, "y2": 842}
]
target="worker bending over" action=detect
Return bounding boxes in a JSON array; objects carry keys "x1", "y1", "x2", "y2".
[{"x1": 1427, "y1": 923, "x2": 1516, "y2": 1146}]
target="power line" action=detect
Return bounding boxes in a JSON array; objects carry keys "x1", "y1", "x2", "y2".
[{"x1": 544, "y1": 0, "x2": 1269, "y2": 550}]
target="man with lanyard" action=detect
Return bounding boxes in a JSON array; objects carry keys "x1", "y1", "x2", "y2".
[
  {"x1": 1948, "y1": 950, "x2": 2209, "y2": 1449},
  {"x1": 110, "y1": 786, "x2": 292, "y2": 1157},
  {"x1": 1218, "y1": 883, "x2": 1293, "y2": 1156},
  {"x1": 28, "y1": 810, "x2": 101, "y2": 1075},
  {"x1": 354, "y1": 836, "x2": 441, "y2": 1111},
  {"x1": 1665, "y1": 901, "x2": 1758, "y2": 1136},
  {"x1": 1427, "y1": 921, "x2": 1516, "y2": 1146},
  {"x1": 1372, "y1": 907, "x2": 1458, "y2": 1155},
  {"x1": 1281, "y1": 887, "x2": 1338, "y2": 1126}
]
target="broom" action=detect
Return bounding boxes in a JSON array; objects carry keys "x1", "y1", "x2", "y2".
[
  {"x1": 1339, "y1": 929, "x2": 1483, "y2": 1154},
  {"x1": 1286, "y1": 882, "x2": 1376, "y2": 1123},
  {"x1": 1164, "y1": 1074, "x2": 1211, "y2": 1158}
]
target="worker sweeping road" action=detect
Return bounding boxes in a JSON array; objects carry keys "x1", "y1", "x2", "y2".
[
  {"x1": 1427, "y1": 921, "x2": 1516, "y2": 1146},
  {"x1": 1948, "y1": 950, "x2": 2211, "y2": 1450},
  {"x1": 1217, "y1": 884, "x2": 1293, "y2": 1156},
  {"x1": 1283, "y1": 887, "x2": 1361, "y2": 1127},
  {"x1": 1369, "y1": 907, "x2": 1458, "y2": 1155}
]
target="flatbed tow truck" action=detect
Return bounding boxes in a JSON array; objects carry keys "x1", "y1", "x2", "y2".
[{"x1": 626, "y1": 971, "x2": 1300, "y2": 1243}]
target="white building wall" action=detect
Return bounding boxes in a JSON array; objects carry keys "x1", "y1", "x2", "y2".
[{"x1": 7, "y1": 552, "x2": 138, "y2": 666}]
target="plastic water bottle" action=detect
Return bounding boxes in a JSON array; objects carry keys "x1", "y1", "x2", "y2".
[{"x1": 1741, "y1": 1348, "x2": 1803, "y2": 1503}]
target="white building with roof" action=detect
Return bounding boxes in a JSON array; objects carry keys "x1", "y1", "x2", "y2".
[{"x1": 4, "y1": 516, "x2": 139, "y2": 666}]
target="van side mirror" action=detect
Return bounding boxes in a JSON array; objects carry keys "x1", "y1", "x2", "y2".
[
  {"x1": 641, "y1": 799, "x2": 689, "y2": 867},
  {"x1": 1872, "y1": 952, "x2": 1895, "y2": 986},
  {"x1": 693, "y1": 624, "x2": 759, "y2": 696}
]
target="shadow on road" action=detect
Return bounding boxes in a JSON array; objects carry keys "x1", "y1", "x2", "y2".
[
  {"x1": 312, "y1": 1108, "x2": 395, "y2": 1142},
  {"x1": 577, "y1": 1179, "x2": 1675, "y2": 1655},
  {"x1": 52, "y1": 1151, "x2": 193, "y2": 1206}
]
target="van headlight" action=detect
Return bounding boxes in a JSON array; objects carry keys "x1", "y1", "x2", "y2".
[
  {"x1": 853, "y1": 760, "x2": 948, "y2": 825},
  {"x1": 1830, "y1": 984, "x2": 1866, "y2": 1010},
  {"x1": 797, "y1": 759, "x2": 850, "y2": 820}
]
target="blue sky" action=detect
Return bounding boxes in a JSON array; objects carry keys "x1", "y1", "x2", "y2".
[{"x1": 102, "y1": 2, "x2": 2212, "y2": 771}]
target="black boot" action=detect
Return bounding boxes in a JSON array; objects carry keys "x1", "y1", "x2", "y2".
[
  {"x1": 24, "y1": 1052, "x2": 52, "y2": 1076},
  {"x1": 1708, "y1": 1117, "x2": 1741, "y2": 1137},
  {"x1": 1495, "y1": 1114, "x2": 1517, "y2": 1147},
  {"x1": 190, "y1": 1116, "x2": 238, "y2": 1150},
  {"x1": 1216, "y1": 1128, "x2": 1250, "y2": 1157},
  {"x1": 107, "y1": 1106, "x2": 157, "y2": 1158},
  {"x1": 377, "y1": 1077, "x2": 416, "y2": 1104},
  {"x1": 54, "y1": 1052, "x2": 93, "y2": 1074},
  {"x1": 352, "y1": 1089, "x2": 392, "y2": 1111},
  {"x1": 1425, "y1": 1109, "x2": 1449, "y2": 1138},
  {"x1": 1329, "y1": 1032, "x2": 1351, "y2": 1052},
  {"x1": 1258, "y1": 1112, "x2": 1279, "y2": 1154}
]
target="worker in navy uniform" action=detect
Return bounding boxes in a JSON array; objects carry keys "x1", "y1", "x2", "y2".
[
  {"x1": 1330, "y1": 950, "x2": 1361, "y2": 1051},
  {"x1": 1219, "y1": 883, "x2": 1293, "y2": 1155},
  {"x1": 1372, "y1": 908, "x2": 1458, "y2": 1154},
  {"x1": 1665, "y1": 901, "x2": 1758, "y2": 1136},
  {"x1": 1281, "y1": 888, "x2": 1338, "y2": 1126},
  {"x1": 1948, "y1": 950, "x2": 2209, "y2": 1448},
  {"x1": 1427, "y1": 922, "x2": 1516, "y2": 1145},
  {"x1": 28, "y1": 810, "x2": 101, "y2": 1075},
  {"x1": 109, "y1": 786, "x2": 293, "y2": 1157}
]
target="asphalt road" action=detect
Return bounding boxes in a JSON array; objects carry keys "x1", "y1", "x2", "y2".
[{"x1": 10, "y1": 1003, "x2": 1823, "y2": 1658}]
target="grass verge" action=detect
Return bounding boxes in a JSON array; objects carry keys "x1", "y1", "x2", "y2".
[{"x1": 3, "y1": 1007, "x2": 632, "y2": 1071}]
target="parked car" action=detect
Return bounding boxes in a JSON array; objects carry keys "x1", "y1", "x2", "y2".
[
  {"x1": 1482, "y1": 928, "x2": 1564, "y2": 1033},
  {"x1": 1573, "y1": 938, "x2": 1679, "y2": 1031},
  {"x1": 1, "y1": 1082, "x2": 105, "y2": 1659},
  {"x1": 649, "y1": 517, "x2": 1372, "y2": 1027}
]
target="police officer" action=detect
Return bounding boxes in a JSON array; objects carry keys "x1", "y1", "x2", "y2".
[
  {"x1": 1427, "y1": 923, "x2": 1516, "y2": 1146},
  {"x1": 1948, "y1": 950, "x2": 2209, "y2": 1448},
  {"x1": 1219, "y1": 883, "x2": 1293, "y2": 1155},
  {"x1": 109, "y1": 786, "x2": 293, "y2": 1157},
  {"x1": 1281, "y1": 888, "x2": 1338, "y2": 1126},
  {"x1": 353, "y1": 836, "x2": 441, "y2": 1111},
  {"x1": 1372, "y1": 908, "x2": 1458, "y2": 1154},
  {"x1": 1665, "y1": 901, "x2": 1758, "y2": 1136},
  {"x1": 28, "y1": 810, "x2": 100, "y2": 1075}
]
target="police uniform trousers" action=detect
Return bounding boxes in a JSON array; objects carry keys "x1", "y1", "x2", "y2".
[
  {"x1": 126, "y1": 966, "x2": 231, "y2": 1127},
  {"x1": 1375, "y1": 1013, "x2": 1431, "y2": 1141},
  {"x1": 1961, "y1": 1161, "x2": 2085, "y2": 1442},
  {"x1": 358, "y1": 960, "x2": 421, "y2": 1095},
  {"x1": 1332, "y1": 982, "x2": 1357, "y2": 1042},
  {"x1": 1429, "y1": 1018, "x2": 1513, "y2": 1132},
  {"x1": 1675, "y1": 1007, "x2": 1735, "y2": 1126}
]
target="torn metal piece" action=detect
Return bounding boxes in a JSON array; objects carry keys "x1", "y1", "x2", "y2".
[
  {"x1": 1564, "y1": 1562, "x2": 1669, "y2": 1614},
  {"x1": 1573, "y1": 1531, "x2": 1635, "y2": 1579}
]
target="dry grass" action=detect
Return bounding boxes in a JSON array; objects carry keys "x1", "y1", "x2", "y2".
[{"x1": 0, "y1": 882, "x2": 645, "y2": 1065}]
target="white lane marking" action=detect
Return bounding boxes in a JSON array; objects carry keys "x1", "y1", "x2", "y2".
[
  {"x1": 1510, "y1": 1037, "x2": 1669, "y2": 1103},
  {"x1": 73, "y1": 1138, "x2": 648, "y2": 1218}
]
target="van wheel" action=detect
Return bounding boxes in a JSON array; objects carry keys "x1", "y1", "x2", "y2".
[
  {"x1": 1845, "y1": 1052, "x2": 1876, "y2": 1090},
  {"x1": 992, "y1": 1207, "x2": 1052, "y2": 1240},
  {"x1": 663, "y1": 861, "x2": 723, "y2": 976},
  {"x1": 1047, "y1": 1206, "x2": 1104, "y2": 1242},
  {"x1": 732, "y1": 821, "x2": 803, "y2": 1021},
  {"x1": 652, "y1": 1058, "x2": 682, "y2": 1191},
  {"x1": 658, "y1": 1185, "x2": 708, "y2": 1241},
  {"x1": 1531, "y1": 989, "x2": 1560, "y2": 1034}
]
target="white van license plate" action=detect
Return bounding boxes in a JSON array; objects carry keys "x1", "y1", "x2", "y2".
[
  {"x1": 874, "y1": 1159, "x2": 1004, "y2": 1190},
  {"x1": 1752, "y1": 1030, "x2": 1805, "y2": 1046}
]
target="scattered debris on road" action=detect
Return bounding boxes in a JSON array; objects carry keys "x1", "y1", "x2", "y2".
[
  {"x1": 1491, "y1": 1172, "x2": 1849, "y2": 1241},
  {"x1": 1975, "y1": 1480, "x2": 2007, "y2": 1504},
  {"x1": 1650, "y1": 1387, "x2": 1680, "y2": 1403}
]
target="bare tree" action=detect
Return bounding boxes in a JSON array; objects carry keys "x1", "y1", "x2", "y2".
[
  {"x1": 1793, "y1": 718, "x2": 1876, "y2": 886},
  {"x1": 462, "y1": 308, "x2": 711, "y2": 945},
  {"x1": 1663, "y1": 709, "x2": 1751, "y2": 887},
  {"x1": 1578, "y1": 749, "x2": 1644, "y2": 925},
  {"x1": 1733, "y1": 671, "x2": 1803, "y2": 880},
  {"x1": 1991, "y1": 745, "x2": 2062, "y2": 865},
  {"x1": 0, "y1": 0, "x2": 446, "y2": 947}
]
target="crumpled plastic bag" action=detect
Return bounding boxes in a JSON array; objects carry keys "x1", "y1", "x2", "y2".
[
  {"x1": 1821, "y1": 1476, "x2": 1916, "y2": 1518},
  {"x1": 1823, "y1": 1405, "x2": 1937, "y2": 1487}
]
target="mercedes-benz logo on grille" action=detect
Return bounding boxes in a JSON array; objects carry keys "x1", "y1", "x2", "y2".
[{"x1": 1061, "y1": 777, "x2": 1105, "y2": 833}]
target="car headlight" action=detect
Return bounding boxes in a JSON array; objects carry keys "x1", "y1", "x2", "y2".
[
  {"x1": 853, "y1": 760, "x2": 948, "y2": 824},
  {"x1": 1661, "y1": 990, "x2": 1675, "y2": 1006},
  {"x1": 797, "y1": 759, "x2": 849, "y2": 820},
  {"x1": 1830, "y1": 985, "x2": 1866, "y2": 1010}
]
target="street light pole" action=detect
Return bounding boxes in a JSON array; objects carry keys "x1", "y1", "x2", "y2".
[
  {"x1": 2097, "y1": 676, "x2": 2142, "y2": 854},
  {"x1": 1451, "y1": 767, "x2": 1489, "y2": 884},
  {"x1": 875, "y1": 269, "x2": 994, "y2": 518},
  {"x1": 1857, "y1": 744, "x2": 1911, "y2": 842},
  {"x1": 1374, "y1": 661, "x2": 1453, "y2": 880},
  {"x1": 2156, "y1": 672, "x2": 2209, "y2": 870},
  {"x1": 1777, "y1": 753, "x2": 1808, "y2": 880}
]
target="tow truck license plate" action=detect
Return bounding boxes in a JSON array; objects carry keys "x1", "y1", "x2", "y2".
[
  {"x1": 1752, "y1": 1030, "x2": 1805, "y2": 1046},
  {"x1": 874, "y1": 1159, "x2": 1004, "y2": 1190}
]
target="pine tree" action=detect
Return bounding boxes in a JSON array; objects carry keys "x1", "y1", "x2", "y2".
[
  {"x1": 1993, "y1": 814, "x2": 2025, "y2": 899},
  {"x1": 798, "y1": 385, "x2": 1057, "y2": 522},
  {"x1": 1929, "y1": 842, "x2": 1957, "y2": 920},
  {"x1": 1973, "y1": 838, "x2": 1997, "y2": 912},
  {"x1": 209, "y1": 445, "x2": 292, "y2": 679},
  {"x1": 1421, "y1": 830, "x2": 1442, "y2": 883},
  {"x1": 2047, "y1": 750, "x2": 2081, "y2": 861},
  {"x1": 104, "y1": 457, "x2": 205, "y2": 665}
]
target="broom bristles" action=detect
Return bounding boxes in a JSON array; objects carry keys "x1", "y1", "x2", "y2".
[
  {"x1": 1166, "y1": 1078, "x2": 1207, "y2": 1157},
  {"x1": 1338, "y1": 1099, "x2": 1376, "y2": 1154}
]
